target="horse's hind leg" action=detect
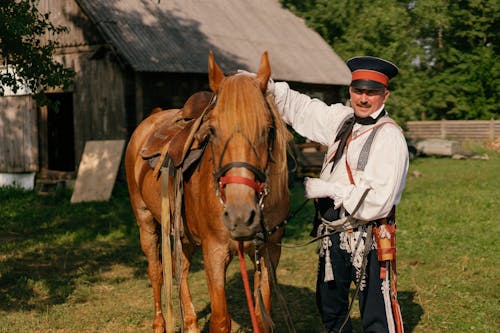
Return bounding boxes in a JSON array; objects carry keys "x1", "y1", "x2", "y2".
[{"x1": 136, "y1": 209, "x2": 166, "y2": 333}]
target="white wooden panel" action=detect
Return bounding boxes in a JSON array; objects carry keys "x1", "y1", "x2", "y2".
[{"x1": 70, "y1": 140, "x2": 125, "y2": 203}]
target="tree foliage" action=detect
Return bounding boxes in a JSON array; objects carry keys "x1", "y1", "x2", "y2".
[
  {"x1": 280, "y1": 0, "x2": 499, "y2": 121},
  {"x1": 0, "y1": 0, "x2": 74, "y2": 99}
]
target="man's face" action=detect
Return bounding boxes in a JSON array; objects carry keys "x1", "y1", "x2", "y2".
[{"x1": 349, "y1": 86, "x2": 390, "y2": 118}]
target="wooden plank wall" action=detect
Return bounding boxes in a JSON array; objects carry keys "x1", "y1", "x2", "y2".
[
  {"x1": 406, "y1": 120, "x2": 500, "y2": 142},
  {"x1": 0, "y1": 96, "x2": 38, "y2": 172},
  {"x1": 73, "y1": 54, "x2": 127, "y2": 167},
  {"x1": 37, "y1": 0, "x2": 102, "y2": 47}
]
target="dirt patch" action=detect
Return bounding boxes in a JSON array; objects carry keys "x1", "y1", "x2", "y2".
[{"x1": 485, "y1": 137, "x2": 500, "y2": 152}]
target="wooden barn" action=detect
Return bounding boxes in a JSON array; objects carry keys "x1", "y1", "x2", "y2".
[{"x1": 0, "y1": 0, "x2": 351, "y2": 188}]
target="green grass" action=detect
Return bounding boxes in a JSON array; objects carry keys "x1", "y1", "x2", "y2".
[
  {"x1": 396, "y1": 155, "x2": 500, "y2": 333},
  {"x1": 0, "y1": 151, "x2": 499, "y2": 332}
]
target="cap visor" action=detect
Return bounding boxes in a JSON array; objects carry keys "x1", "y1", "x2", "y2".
[{"x1": 351, "y1": 79, "x2": 386, "y2": 90}]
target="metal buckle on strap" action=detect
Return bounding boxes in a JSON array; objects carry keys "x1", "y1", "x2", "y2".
[{"x1": 320, "y1": 215, "x2": 371, "y2": 233}]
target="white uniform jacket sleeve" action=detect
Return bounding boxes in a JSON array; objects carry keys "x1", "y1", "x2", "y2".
[{"x1": 273, "y1": 81, "x2": 352, "y2": 146}]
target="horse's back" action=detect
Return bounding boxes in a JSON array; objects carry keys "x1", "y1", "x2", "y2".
[
  {"x1": 126, "y1": 109, "x2": 182, "y2": 159},
  {"x1": 125, "y1": 109, "x2": 181, "y2": 215}
]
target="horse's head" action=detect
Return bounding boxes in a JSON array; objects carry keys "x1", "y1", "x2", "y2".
[{"x1": 206, "y1": 51, "x2": 286, "y2": 241}]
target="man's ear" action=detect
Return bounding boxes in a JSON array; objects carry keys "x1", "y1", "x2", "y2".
[{"x1": 384, "y1": 90, "x2": 391, "y2": 102}]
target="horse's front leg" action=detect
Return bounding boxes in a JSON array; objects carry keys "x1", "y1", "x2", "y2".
[
  {"x1": 202, "y1": 242, "x2": 232, "y2": 333},
  {"x1": 254, "y1": 242, "x2": 282, "y2": 332}
]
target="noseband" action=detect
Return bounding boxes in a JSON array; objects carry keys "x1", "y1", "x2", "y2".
[{"x1": 214, "y1": 160, "x2": 267, "y2": 194}]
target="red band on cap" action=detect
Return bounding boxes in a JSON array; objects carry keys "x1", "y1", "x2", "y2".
[{"x1": 352, "y1": 70, "x2": 389, "y2": 87}]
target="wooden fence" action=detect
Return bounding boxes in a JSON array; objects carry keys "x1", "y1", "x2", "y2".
[
  {"x1": 292, "y1": 120, "x2": 500, "y2": 177},
  {"x1": 406, "y1": 120, "x2": 500, "y2": 142}
]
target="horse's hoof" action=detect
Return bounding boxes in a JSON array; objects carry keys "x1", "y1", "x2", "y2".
[
  {"x1": 184, "y1": 328, "x2": 201, "y2": 333},
  {"x1": 152, "y1": 314, "x2": 166, "y2": 333},
  {"x1": 152, "y1": 325, "x2": 165, "y2": 333}
]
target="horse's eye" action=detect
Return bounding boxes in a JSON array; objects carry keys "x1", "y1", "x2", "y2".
[{"x1": 209, "y1": 126, "x2": 216, "y2": 136}]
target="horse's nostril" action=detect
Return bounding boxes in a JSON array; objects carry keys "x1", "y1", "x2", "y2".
[{"x1": 246, "y1": 209, "x2": 256, "y2": 226}]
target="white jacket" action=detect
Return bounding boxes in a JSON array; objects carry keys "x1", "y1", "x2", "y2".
[{"x1": 273, "y1": 81, "x2": 409, "y2": 221}]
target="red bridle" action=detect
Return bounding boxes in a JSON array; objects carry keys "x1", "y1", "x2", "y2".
[
  {"x1": 219, "y1": 175, "x2": 266, "y2": 195},
  {"x1": 214, "y1": 160, "x2": 268, "y2": 203}
]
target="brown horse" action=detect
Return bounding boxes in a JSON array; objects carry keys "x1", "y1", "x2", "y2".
[{"x1": 125, "y1": 51, "x2": 292, "y2": 333}]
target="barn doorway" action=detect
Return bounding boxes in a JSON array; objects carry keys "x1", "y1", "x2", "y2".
[{"x1": 39, "y1": 93, "x2": 75, "y2": 173}]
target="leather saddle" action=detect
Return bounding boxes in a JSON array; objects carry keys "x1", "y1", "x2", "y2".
[{"x1": 140, "y1": 91, "x2": 214, "y2": 175}]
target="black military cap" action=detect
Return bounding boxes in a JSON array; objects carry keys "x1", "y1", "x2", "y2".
[{"x1": 346, "y1": 56, "x2": 399, "y2": 90}]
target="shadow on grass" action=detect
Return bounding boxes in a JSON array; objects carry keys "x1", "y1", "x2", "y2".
[
  {"x1": 0, "y1": 182, "x2": 147, "y2": 312},
  {"x1": 195, "y1": 270, "x2": 423, "y2": 333},
  {"x1": 0, "y1": 182, "x2": 423, "y2": 332}
]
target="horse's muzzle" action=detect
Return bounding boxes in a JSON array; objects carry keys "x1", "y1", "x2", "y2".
[{"x1": 222, "y1": 203, "x2": 262, "y2": 241}]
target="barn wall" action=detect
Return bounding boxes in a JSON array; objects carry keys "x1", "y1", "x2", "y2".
[
  {"x1": 57, "y1": 51, "x2": 127, "y2": 167},
  {"x1": 38, "y1": 0, "x2": 102, "y2": 47},
  {"x1": 38, "y1": 0, "x2": 123, "y2": 170},
  {"x1": 137, "y1": 72, "x2": 210, "y2": 121},
  {"x1": 0, "y1": 96, "x2": 38, "y2": 172},
  {"x1": 289, "y1": 82, "x2": 347, "y2": 106},
  {"x1": 134, "y1": 73, "x2": 346, "y2": 125}
]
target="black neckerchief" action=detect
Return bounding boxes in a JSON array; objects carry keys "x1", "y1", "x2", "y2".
[
  {"x1": 354, "y1": 110, "x2": 386, "y2": 125},
  {"x1": 329, "y1": 110, "x2": 386, "y2": 172}
]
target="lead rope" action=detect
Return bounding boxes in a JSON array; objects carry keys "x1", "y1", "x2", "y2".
[
  {"x1": 238, "y1": 241, "x2": 261, "y2": 333},
  {"x1": 261, "y1": 243, "x2": 297, "y2": 333},
  {"x1": 239, "y1": 203, "x2": 298, "y2": 332}
]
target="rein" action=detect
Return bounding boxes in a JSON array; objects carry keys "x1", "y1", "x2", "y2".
[{"x1": 237, "y1": 241, "x2": 261, "y2": 333}]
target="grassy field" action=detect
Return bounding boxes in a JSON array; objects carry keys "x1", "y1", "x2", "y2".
[{"x1": 0, "y1": 151, "x2": 499, "y2": 333}]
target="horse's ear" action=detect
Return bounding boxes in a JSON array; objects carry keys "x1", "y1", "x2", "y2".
[
  {"x1": 256, "y1": 51, "x2": 271, "y2": 92},
  {"x1": 208, "y1": 51, "x2": 225, "y2": 93}
]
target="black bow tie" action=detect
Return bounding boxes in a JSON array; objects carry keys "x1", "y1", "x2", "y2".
[{"x1": 354, "y1": 110, "x2": 386, "y2": 125}]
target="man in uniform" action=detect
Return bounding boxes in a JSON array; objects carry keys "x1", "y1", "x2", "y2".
[{"x1": 270, "y1": 56, "x2": 408, "y2": 333}]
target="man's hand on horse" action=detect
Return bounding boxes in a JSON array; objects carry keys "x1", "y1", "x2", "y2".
[{"x1": 236, "y1": 69, "x2": 275, "y2": 94}]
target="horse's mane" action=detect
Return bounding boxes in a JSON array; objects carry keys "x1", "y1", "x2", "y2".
[
  {"x1": 265, "y1": 93, "x2": 293, "y2": 205},
  {"x1": 214, "y1": 75, "x2": 292, "y2": 206}
]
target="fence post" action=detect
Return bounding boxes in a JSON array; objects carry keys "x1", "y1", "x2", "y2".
[{"x1": 490, "y1": 119, "x2": 494, "y2": 140}]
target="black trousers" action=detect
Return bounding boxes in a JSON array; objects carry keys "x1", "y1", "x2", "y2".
[{"x1": 316, "y1": 233, "x2": 390, "y2": 333}]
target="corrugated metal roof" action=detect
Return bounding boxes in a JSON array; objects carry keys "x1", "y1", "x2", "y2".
[{"x1": 76, "y1": 0, "x2": 351, "y2": 85}]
